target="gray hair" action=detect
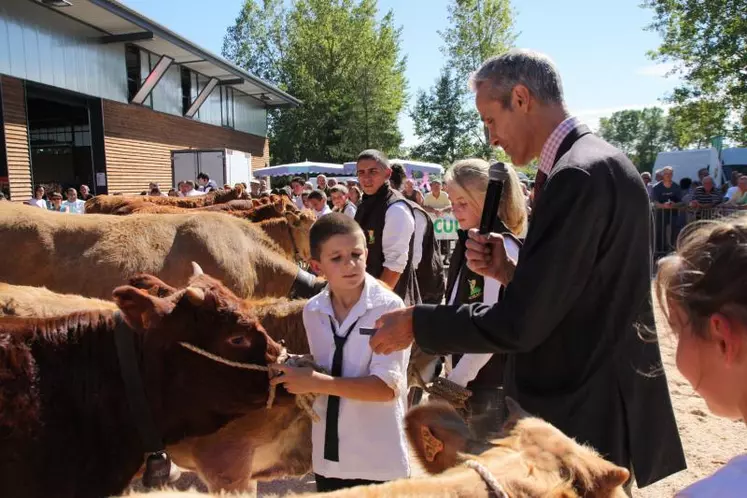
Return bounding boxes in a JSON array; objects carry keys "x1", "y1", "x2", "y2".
[
  {"x1": 357, "y1": 149, "x2": 391, "y2": 170},
  {"x1": 469, "y1": 49, "x2": 565, "y2": 108}
]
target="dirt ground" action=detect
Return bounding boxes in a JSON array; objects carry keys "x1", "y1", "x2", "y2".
[{"x1": 144, "y1": 289, "x2": 747, "y2": 497}]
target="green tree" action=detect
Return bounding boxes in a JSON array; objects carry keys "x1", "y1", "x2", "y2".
[
  {"x1": 409, "y1": 68, "x2": 480, "y2": 165},
  {"x1": 437, "y1": 0, "x2": 517, "y2": 155},
  {"x1": 643, "y1": 0, "x2": 746, "y2": 144},
  {"x1": 665, "y1": 99, "x2": 730, "y2": 149},
  {"x1": 222, "y1": 0, "x2": 407, "y2": 164},
  {"x1": 598, "y1": 107, "x2": 672, "y2": 172}
]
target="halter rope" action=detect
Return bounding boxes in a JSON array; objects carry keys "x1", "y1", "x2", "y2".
[{"x1": 178, "y1": 342, "x2": 322, "y2": 422}]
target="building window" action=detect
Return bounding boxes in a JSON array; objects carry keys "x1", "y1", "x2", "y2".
[
  {"x1": 220, "y1": 86, "x2": 235, "y2": 129},
  {"x1": 181, "y1": 66, "x2": 192, "y2": 115},
  {"x1": 125, "y1": 44, "x2": 141, "y2": 102}
]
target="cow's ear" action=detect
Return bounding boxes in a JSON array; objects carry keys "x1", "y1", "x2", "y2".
[
  {"x1": 113, "y1": 286, "x2": 171, "y2": 330},
  {"x1": 128, "y1": 274, "x2": 177, "y2": 298},
  {"x1": 284, "y1": 211, "x2": 301, "y2": 226},
  {"x1": 405, "y1": 402, "x2": 469, "y2": 474}
]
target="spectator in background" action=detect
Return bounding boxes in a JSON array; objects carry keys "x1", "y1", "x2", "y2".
[
  {"x1": 250, "y1": 179, "x2": 261, "y2": 197},
  {"x1": 402, "y1": 178, "x2": 424, "y2": 206},
  {"x1": 330, "y1": 185, "x2": 357, "y2": 218},
  {"x1": 327, "y1": 178, "x2": 338, "y2": 188},
  {"x1": 62, "y1": 187, "x2": 86, "y2": 214},
  {"x1": 48, "y1": 192, "x2": 64, "y2": 212},
  {"x1": 316, "y1": 175, "x2": 330, "y2": 196},
  {"x1": 724, "y1": 175, "x2": 747, "y2": 207},
  {"x1": 304, "y1": 181, "x2": 314, "y2": 191},
  {"x1": 223, "y1": 184, "x2": 232, "y2": 191},
  {"x1": 290, "y1": 176, "x2": 306, "y2": 210},
  {"x1": 423, "y1": 178, "x2": 451, "y2": 217},
  {"x1": 679, "y1": 178, "x2": 695, "y2": 205},
  {"x1": 652, "y1": 166, "x2": 683, "y2": 253},
  {"x1": 167, "y1": 189, "x2": 178, "y2": 197},
  {"x1": 301, "y1": 191, "x2": 311, "y2": 209},
  {"x1": 348, "y1": 185, "x2": 362, "y2": 206},
  {"x1": 725, "y1": 171, "x2": 742, "y2": 200},
  {"x1": 641, "y1": 172, "x2": 653, "y2": 199},
  {"x1": 691, "y1": 176, "x2": 722, "y2": 209},
  {"x1": 259, "y1": 178, "x2": 269, "y2": 193},
  {"x1": 79, "y1": 184, "x2": 93, "y2": 201},
  {"x1": 308, "y1": 190, "x2": 332, "y2": 218},
  {"x1": 27, "y1": 185, "x2": 48, "y2": 209},
  {"x1": 346, "y1": 179, "x2": 358, "y2": 190},
  {"x1": 183, "y1": 180, "x2": 204, "y2": 197},
  {"x1": 0, "y1": 192, "x2": 6, "y2": 201},
  {"x1": 197, "y1": 172, "x2": 218, "y2": 193},
  {"x1": 654, "y1": 168, "x2": 664, "y2": 183}
]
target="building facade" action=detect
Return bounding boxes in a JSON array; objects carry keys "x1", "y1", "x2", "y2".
[{"x1": 0, "y1": 0, "x2": 299, "y2": 200}]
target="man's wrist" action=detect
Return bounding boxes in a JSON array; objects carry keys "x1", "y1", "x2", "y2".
[{"x1": 499, "y1": 257, "x2": 517, "y2": 286}]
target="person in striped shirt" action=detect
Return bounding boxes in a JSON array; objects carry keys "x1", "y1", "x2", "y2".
[{"x1": 689, "y1": 176, "x2": 722, "y2": 209}]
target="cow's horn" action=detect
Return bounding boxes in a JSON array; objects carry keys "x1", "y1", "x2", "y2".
[
  {"x1": 191, "y1": 261, "x2": 204, "y2": 277},
  {"x1": 185, "y1": 286, "x2": 205, "y2": 305}
]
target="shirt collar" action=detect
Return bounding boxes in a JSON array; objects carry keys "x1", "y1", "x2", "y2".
[
  {"x1": 307, "y1": 274, "x2": 391, "y2": 322},
  {"x1": 538, "y1": 116, "x2": 580, "y2": 175}
]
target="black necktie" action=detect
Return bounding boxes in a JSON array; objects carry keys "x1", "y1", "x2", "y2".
[{"x1": 324, "y1": 316, "x2": 360, "y2": 462}]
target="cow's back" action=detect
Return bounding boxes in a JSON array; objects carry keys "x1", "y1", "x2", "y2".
[{"x1": 0, "y1": 204, "x2": 280, "y2": 299}]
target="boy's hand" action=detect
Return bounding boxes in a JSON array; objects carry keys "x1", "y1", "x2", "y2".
[{"x1": 270, "y1": 364, "x2": 326, "y2": 395}]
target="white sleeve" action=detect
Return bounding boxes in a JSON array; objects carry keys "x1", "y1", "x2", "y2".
[
  {"x1": 382, "y1": 202, "x2": 415, "y2": 274},
  {"x1": 368, "y1": 300, "x2": 410, "y2": 396},
  {"x1": 447, "y1": 237, "x2": 521, "y2": 387},
  {"x1": 411, "y1": 210, "x2": 427, "y2": 269},
  {"x1": 344, "y1": 203, "x2": 357, "y2": 218}
]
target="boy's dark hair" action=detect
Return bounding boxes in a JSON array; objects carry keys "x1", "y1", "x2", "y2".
[
  {"x1": 357, "y1": 149, "x2": 391, "y2": 170},
  {"x1": 680, "y1": 177, "x2": 692, "y2": 190},
  {"x1": 197, "y1": 172, "x2": 210, "y2": 181},
  {"x1": 329, "y1": 185, "x2": 348, "y2": 196},
  {"x1": 308, "y1": 189, "x2": 327, "y2": 202},
  {"x1": 291, "y1": 176, "x2": 305, "y2": 186},
  {"x1": 310, "y1": 212, "x2": 364, "y2": 261}
]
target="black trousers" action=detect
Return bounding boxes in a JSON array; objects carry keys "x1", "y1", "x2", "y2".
[
  {"x1": 466, "y1": 387, "x2": 507, "y2": 441},
  {"x1": 314, "y1": 473, "x2": 384, "y2": 492}
]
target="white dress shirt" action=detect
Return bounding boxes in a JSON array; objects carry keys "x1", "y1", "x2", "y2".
[
  {"x1": 303, "y1": 274, "x2": 411, "y2": 481},
  {"x1": 314, "y1": 204, "x2": 333, "y2": 218},
  {"x1": 447, "y1": 236, "x2": 520, "y2": 387},
  {"x1": 342, "y1": 202, "x2": 357, "y2": 219},
  {"x1": 381, "y1": 202, "x2": 415, "y2": 274},
  {"x1": 411, "y1": 208, "x2": 427, "y2": 269},
  {"x1": 293, "y1": 195, "x2": 305, "y2": 210}
]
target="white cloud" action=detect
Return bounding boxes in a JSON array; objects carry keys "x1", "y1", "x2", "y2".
[{"x1": 635, "y1": 62, "x2": 676, "y2": 78}]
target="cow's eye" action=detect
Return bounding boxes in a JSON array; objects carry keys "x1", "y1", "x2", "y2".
[{"x1": 227, "y1": 335, "x2": 251, "y2": 348}]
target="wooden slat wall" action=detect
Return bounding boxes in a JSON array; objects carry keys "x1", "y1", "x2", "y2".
[
  {"x1": 1, "y1": 76, "x2": 32, "y2": 201},
  {"x1": 103, "y1": 100, "x2": 269, "y2": 194}
]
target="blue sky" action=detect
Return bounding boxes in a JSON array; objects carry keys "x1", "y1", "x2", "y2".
[{"x1": 121, "y1": 0, "x2": 680, "y2": 146}]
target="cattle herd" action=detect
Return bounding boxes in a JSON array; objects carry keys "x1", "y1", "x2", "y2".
[{"x1": 0, "y1": 190, "x2": 629, "y2": 497}]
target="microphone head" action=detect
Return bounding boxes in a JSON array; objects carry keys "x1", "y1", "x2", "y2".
[{"x1": 488, "y1": 162, "x2": 509, "y2": 182}]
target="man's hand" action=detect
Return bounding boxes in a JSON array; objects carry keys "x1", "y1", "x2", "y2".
[
  {"x1": 370, "y1": 307, "x2": 415, "y2": 355},
  {"x1": 270, "y1": 364, "x2": 327, "y2": 395},
  {"x1": 464, "y1": 228, "x2": 517, "y2": 286}
]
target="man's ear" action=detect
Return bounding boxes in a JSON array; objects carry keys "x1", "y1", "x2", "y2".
[{"x1": 112, "y1": 286, "x2": 172, "y2": 330}]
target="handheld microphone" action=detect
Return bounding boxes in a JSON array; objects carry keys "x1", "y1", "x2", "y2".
[{"x1": 479, "y1": 162, "x2": 509, "y2": 234}]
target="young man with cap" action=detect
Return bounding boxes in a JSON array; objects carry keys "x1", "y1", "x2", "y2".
[{"x1": 354, "y1": 149, "x2": 420, "y2": 305}]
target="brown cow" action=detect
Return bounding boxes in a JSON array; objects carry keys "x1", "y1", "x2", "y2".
[
  {"x1": 0, "y1": 203, "x2": 324, "y2": 300},
  {"x1": 0, "y1": 274, "x2": 293, "y2": 498},
  {"x1": 84, "y1": 187, "x2": 248, "y2": 213},
  {"x1": 256, "y1": 211, "x2": 315, "y2": 263},
  {"x1": 120, "y1": 400, "x2": 629, "y2": 498}
]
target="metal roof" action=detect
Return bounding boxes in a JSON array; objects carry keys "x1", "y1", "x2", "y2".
[{"x1": 31, "y1": 0, "x2": 300, "y2": 108}]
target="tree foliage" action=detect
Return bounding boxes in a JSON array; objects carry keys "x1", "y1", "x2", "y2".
[
  {"x1": 408, "y1": 0, "x2": 516, "y2": 166},
  {"x1": 409, "y1": 68, "x2": 480, "y2": 165},
  {"x1": 599, "y1": 107, "x2": 672, "y2": 172},
  {"x1": 222, "y1": 0, "x2": 407, "y2": 164},
  {"x1": 643, "y1": 0, "x2": 746, "y2": 145}
]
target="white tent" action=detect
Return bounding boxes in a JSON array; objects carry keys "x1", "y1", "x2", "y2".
[
  {"x1": 343, "y1": 159, "x2": 443, "y2": 176},
  {"x1": 255, "y1": 161, "x2": 345, "y2": 177}
]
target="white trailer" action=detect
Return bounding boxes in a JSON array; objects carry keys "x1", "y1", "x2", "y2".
[{"x1": 171, "y1": 149, "x2": 252, "y2": 189}]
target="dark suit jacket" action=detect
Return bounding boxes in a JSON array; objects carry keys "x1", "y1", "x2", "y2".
[{"x1": 413, "y1": 124, "x2": 686, "y2": 487}]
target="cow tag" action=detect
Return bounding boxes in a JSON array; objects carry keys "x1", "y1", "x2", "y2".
[
  {"x1": 143, "y1": 451, "x2": 171, "y2": 488},
  {"x1": 420, "y1": 426, "x2": 444, "y2": 462}
]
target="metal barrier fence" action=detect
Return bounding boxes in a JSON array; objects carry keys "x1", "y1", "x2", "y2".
[{"x1": 652, "y1": 206, "x2": 744, "y2": 259}]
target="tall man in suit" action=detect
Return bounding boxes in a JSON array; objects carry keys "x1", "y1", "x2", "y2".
[{"x1": 369, "y1": 49, "x2": 685, "y2": 491}]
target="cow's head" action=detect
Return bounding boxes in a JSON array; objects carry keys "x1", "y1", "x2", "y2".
[
  {"x1": 406, "y1": 399, "x2": 629, "y2": 497},
  {"x1": 284, "y1": 210, "x2": 315, "y2": 263},
  {"x1": 112, "y1": 267, "x2": 286, "y2": 440}
]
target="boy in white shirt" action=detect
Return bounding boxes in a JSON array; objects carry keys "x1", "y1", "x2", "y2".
[
  {"x1": 329, "y1": 185, "x2": 357, "y2": 219},
  {"x1": 308, "y1": 190, "x2": 333, "y2": 218},
  {"x1": 272, "y1": 213, "x2": 411, "y2": 492}
]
